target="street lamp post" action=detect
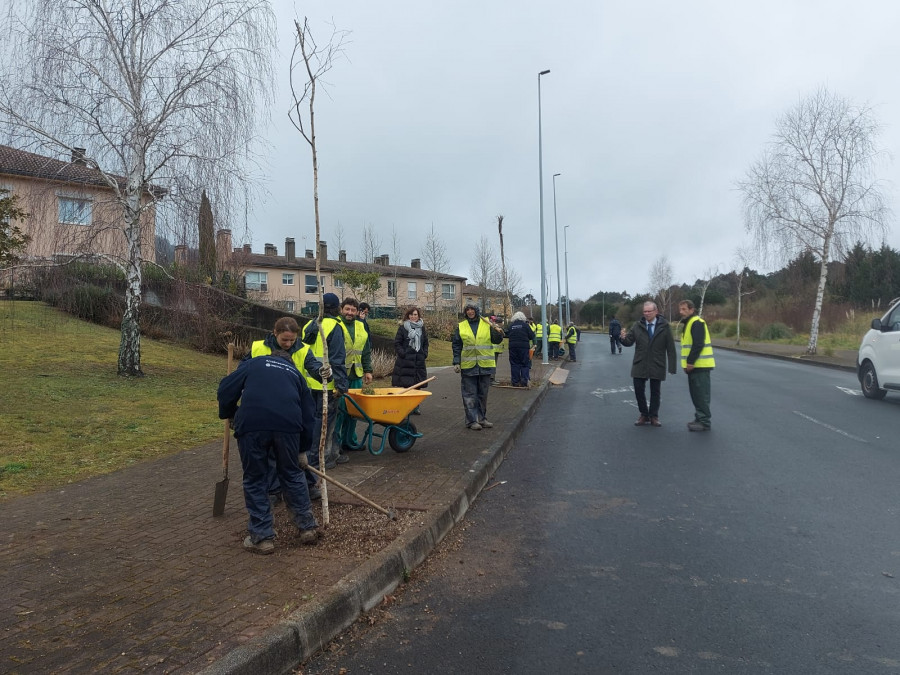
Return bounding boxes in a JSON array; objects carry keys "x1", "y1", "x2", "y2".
[
  {"x1": 552, "y1": 172, "x2": 562, "y2": 329},
  {"x1": 564, "y1": 224, "x2": 571, "y2": 326},
  {"x1": 537, "y1": 68, "x2": 551, "y2": 365}
]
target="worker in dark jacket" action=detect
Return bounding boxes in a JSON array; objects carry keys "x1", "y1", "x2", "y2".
[
  {"x1": 217, "y1": 351, "x2": 320, "y2": 554},
  {"x1": 620, "y1": 301, "x2": 677, "y2": 428},
  {"x1": 678, "y1": 299, "x2": 716, "y2": 432},
  {"x1": 609, "y1": 316, "x2": 623, "y2": 354},
  {"x1": 506, "y1": 311, "x2": 535, "y2": 387}
]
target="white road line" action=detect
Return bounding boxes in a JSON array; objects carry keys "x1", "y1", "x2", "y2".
[
  {"x1": 792, "y1": 411, "x2": 868, "y2": 443},
  {"x1": 591, "y1": 387, "x2": 633, "y2": 399},
  {"x1": 836, "y1": 386, "x2": 861, "y2": 396}
]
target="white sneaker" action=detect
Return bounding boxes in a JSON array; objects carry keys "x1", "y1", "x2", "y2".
[
  {"x1": 479, "y1": 420, "x2": 494, "y2": 428},
  {"x1": 468, "y1": 422, "x2": 483, "y2": 431}
]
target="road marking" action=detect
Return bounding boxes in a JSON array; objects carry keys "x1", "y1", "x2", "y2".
[
  {"x1": 792, "y1": 411, "x2": 868, "y2": 443},
  {"x1": 591, "y1": 386, "x2": 633, "y2": 399},
  {"x1": 836, "y1": 386, "x2": 861, "y2": 396}
]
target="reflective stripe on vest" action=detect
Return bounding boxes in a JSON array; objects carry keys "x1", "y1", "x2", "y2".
[
  {"x1": 566, "y1": 327, "x2": 577, "y2": 343},
  {"x1": 548, "y1": 324, "x2": 562, "y2": 341},
  {"x1": 458, "y1": 319, "x2": 496, "y2": 370},
  {"x1": 680, "y1": 316, "x2": 716, "y2": 369},
  {"x1": 339, "y1": 319, "x2": 368, "y2": 378},
  {"x1": 250, "y1": 340, "x2": 310, "y2": 376},
  {"x1": 305, "y1": 317, "x2": 340, "y2": 390}
]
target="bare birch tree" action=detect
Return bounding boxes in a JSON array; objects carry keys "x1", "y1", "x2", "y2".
[
  {"x1": 0, "y1": 0, "x2": 275, "y2": 376},
  {"x1": 733, "y1": 246, "x2": 756, "y2": 346},
  {"x1": 390, "y1": 225, "x2": 402, "y2": 311},
  {"x1": 648, "y1": 255, "x2": 674, "y2": 318},
  {"x1": 738, "y1": 86, "x2": 888, "y2": 354},
  {"x1": 421, "y1": 224, "x2": 451, "y2": 312},
  {"x1": 359, "y1": 223, "x2": 382, "y2": 265},
  {"x1": 696, "y1": 265, "x2": 720, "y2": 317},
  {"x1": 289, "y1": 16, "x2": 348, "y2": 525}
]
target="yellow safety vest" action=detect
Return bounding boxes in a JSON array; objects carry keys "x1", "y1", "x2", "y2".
[
  {"x1": 339, "y1": 318, "x2": 369, "y2": 378},
  {"x1": 458, "y1": 319, "x2": 497, "y2": 370},
  {"x1": 548, "y1": 324, "x2": 562, "y2": 341},
  {"x1": 250, "y1": 340, "x2": 311, "y2": 377},
  {"x1": 566, "y1": 326, "x2": 577, "y2": 344},
  {"x1": 304, "y1": 317, "x2": 340, "y2": 390},
  {"x1": 681, "y1": 316, "x2": 716, "y2": 369},
  {"x1": 534, "y1": 323, "x2": 543, "y2": 339}
]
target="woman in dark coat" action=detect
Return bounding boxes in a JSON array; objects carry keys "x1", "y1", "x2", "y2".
[{"x1": 392, "y1": 307, "x2": 429, "y2": 412}]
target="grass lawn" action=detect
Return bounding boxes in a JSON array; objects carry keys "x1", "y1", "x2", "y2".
[{"x1": 0, "y1": 301, "x2": 228, "y2": 500}]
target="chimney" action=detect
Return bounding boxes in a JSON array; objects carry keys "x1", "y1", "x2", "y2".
[
  {"x1": 305, "y1": 249, "x2": 314, "y2": 258},
  {"x1": 285, "y1": 237, "x2": 296, "y2": 262},
  {"x1": 243, "y1": 243, "x2": 252, "y2": 254},
  {"x1": 381, "y1": 254, "x2": 389, "y2": 266},
  {"x1": 319, "y1": 240, "x2": 328, "y2": 261},
  {"x1": 411, "y1": 258, "x2": 421, "y2": 269},
  {"x1": 264, "y1": 243, "x2": 277, "y2": 256},
  {"x1": 339, "y1": 249, "x2": 347, "y2": 262},
  {"x1": 216, "y1": 229, "x2": 232, "y2": 267},
  {"x1": 175, "y1": 244, "x2": 187, "y2": 265},
  {"x1": 71, "y1": 147, "x2": 86, "y2": 165}
]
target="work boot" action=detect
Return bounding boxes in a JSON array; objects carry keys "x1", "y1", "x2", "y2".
[
  {"x1": 308, "y1": 485, "x2": 322, "y2": 501},
  {"x1": 634, "y1": 415, "x2": 650, "y2": 426},
  {"x1": 297, "y1": 529, "x2": 319, "y2": 545},
  {"x1": 468, "y1": 422, "x2": 483, "y2": 431},
  {"x1": 687, "y1": 422, "x2": 711, "y2": 432},
  {"x1": 336, "y1": 453, "x2": 350, "y2": 464},
  {"x1": 243, "y1": 536, "x2": 274, "y2": 555},
  {"x1": 479, "y1": 419, "x2": 494, "y2": 428},
  {"x1": 650, "y1": 417, "x2": 662, "y2": 427}
]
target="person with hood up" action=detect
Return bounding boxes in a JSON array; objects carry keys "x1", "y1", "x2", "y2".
[
  {"x1": 620, "y1": 301, "x2": 677, "y2": 427},
  {"x1": 506, "y1": 311, "x2": 535, "y2": 387},
  {"x1": 451, "y1": 302, "x2": 504, "y2": 429}
]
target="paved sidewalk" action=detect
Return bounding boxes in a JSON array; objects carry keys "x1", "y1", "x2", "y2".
[{"x1": 0, "y1": 358, "x2": 556, "y2": 674}]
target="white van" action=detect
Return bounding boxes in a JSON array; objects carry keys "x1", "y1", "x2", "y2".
[{"x1": 857, "y1": 297, "x2": 900, "y2": 399}]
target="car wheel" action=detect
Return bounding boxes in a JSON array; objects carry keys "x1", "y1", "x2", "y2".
[{"x1": 861, "y1": 362, "x2": 888, "y2": 400}]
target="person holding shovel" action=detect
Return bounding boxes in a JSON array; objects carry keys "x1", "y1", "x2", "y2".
[{"x1": 217, "y1": 350, "x2": 320, "y2": 554}]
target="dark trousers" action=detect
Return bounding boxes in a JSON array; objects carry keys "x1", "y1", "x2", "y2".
[
  {"x1": 237, "y1": 430, "x2": 317, "y2": 543},
  {"x1": 687, "y1": 369, "x2": 712, "y2": 427},
  {"x1": 567, "y1": 342, "x2": 577, "y2": 361},
  {"x1": 610, "y1": 335, "x2": 622, "y2": 353},
  {"x1": 461, "y1": 373, "x2": 492, "y2": 425},
  {"x1": 334, "y1": 376, "x2": 362, "y2": 447},
  {"x1": 633, "y1": 377, "x2": 662, "y2": 417},
  {"x1": 509, "y1": 347, "x2": 530, "y2": 386},
  {"x1": 549, "y1": 341, "x2": 561, "y2": 360}
]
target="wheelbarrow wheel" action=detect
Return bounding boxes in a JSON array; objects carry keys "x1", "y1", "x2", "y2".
[{"x1": 388, "y1": 422, "x2": 417, "y2": 453}]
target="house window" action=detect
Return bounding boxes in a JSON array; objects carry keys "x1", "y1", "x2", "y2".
[
  {"x1": 58, "y1": 196, "x2": 92, "y2": 225},
  {"x1": 442, "y1": 283, "x2": 456, "y2": 300},
  {"x1": 284, "y1": 301, "x2": 295, "y2": 312},
  {"x1": 282, "y1": 273, "x2": 294, "y2": 285},
  {"x1": 245, "y1": 271, "x2": 268, "y2": 292},
  {"x1": 305, "y1": 274, "x2": 318, "y2": 293},
  {"x1": 425, "y1": 282, "x2": 434, "y2": 296},
  {"x1": 407, "y1": 281, "x2": 417, "y2": 299},
  {"x1": 333, "y1": 277, "x2": 343, "y2": 288},
  {"x1": 387, "y1": 280, "x2": 396, "y2": 298}
]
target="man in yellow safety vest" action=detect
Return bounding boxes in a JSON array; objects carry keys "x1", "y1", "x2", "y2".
[
  {"x1": 451, "y1": 303, "x2": 504, "y2": 430},
  {"x1": 678, "y1": 299, "x2": 715, "y2": 432}
]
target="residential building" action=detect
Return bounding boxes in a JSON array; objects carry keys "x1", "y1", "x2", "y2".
[
  {"x1": 0, "y1": 144, "x2": 159, "y2": 270},
  {"x1": 218, "y1": 233, "x2": 466, "y2": 316},
  {"x1": 462, "y1": 284, "x2": 508, "y2": 318}
]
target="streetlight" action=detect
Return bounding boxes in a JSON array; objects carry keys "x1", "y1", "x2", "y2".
[
  {"x1": 537, "y1": 68, "x2": 551, "y2": 365},
  {"x1": 552, "y1": 172, "x2": 562, "y2": 328},
  {"x1": 564, "y1": 224, "x2": 571, "y2": 326}
]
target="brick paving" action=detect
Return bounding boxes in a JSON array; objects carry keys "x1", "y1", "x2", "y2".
[{"x1": 0, "y1": 359, "x2": 553, "y2": 674}]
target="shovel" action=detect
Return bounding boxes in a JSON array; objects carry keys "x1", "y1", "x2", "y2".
[
  {"x1": 213, "y1": 343, "x2": 234, "y2": 517},
  {"x1": 390, "y1": 376, "x2": 436, "y2": 395}
]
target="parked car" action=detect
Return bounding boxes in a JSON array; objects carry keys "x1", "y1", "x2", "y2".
[{"x1": 857, "y1": 297, "x2": 900, "y2": 399}]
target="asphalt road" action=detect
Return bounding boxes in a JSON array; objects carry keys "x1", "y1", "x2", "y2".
[{"x1": 304, "y1": 333, "x2": 900, "y2": 674}]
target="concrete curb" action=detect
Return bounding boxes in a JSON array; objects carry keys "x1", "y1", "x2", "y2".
[
  {"x1": 201, "y1": 378, "x2": 551, "y2": 675},
  {"x1": 713, "y1": 344, "x2": 856, "y2": 373}
]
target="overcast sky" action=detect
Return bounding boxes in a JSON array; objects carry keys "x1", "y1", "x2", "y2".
[{"x1": 248, "y1": 0, "x2": 900, "y2": 303}]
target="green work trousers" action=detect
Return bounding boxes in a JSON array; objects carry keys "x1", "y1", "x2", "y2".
[{"x1": 687, "y1": 368, "x2": 712, "y2": 428}]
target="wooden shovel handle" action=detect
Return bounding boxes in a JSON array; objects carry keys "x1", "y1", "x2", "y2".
[
  {"x1": 222, "y1": 343, "x2": 234, "y2": 474},
  {"x1": 393, "y1": 376, "x2": 436, "y2": 395}
]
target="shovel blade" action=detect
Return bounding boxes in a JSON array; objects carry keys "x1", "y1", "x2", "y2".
[{"x1": 213, "y1": 477, "x2": 229, "y2": 517}]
